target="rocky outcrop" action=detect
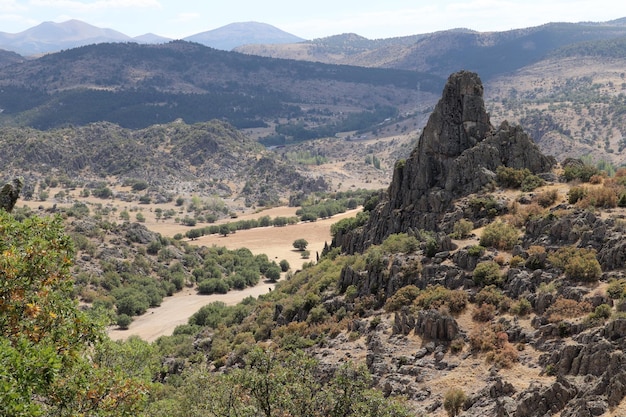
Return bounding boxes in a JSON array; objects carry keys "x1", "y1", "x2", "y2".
[
  {"x1": 337, "y1": 71, "x2": 554, "y2": 254},
  {"x1": 415, "y1": 309, "x2": 459, "y2": 341}
]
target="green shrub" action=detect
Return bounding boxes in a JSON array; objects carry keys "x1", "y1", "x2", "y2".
[
  {"x1": 511, "y1": 298, "x2": 532, "y2": 316},
  {"x1": 279, "y1": 259, "x2": 290, "y2": 272},
  {"x1": 385, "y1": 285, "x2": 421, "y2": 312},
  {"x1": 452, "y1": 219, "x2": 474, "y2": 239},
  {"x1": 443, "y1": 388, "x2": 467, "y2": 416},
  {"x1": 521, "y1": 174, "x2": 545, "y2": 192},
  {"x1": 467, "y1": 245, "x2": 486, "y2": 257},
  {"x1": 473, "y1": 261, "x2": 503, "y2": 287},
  {"x1": 548, "y1": 246, "x2": 601, "y2": 282},
  {"x1": 607, "y1": 279, "x2": 626, "y2": 299},
  {"x1": 587, "y1": 304, "x2": 612, "y2": 324},
  {"x1": 116, "y1": 314, "x2": 132, "y2": 329},
  {"x1": 480, "y1": 221, "x2": 519, "y2": 250},
  {"x1": 568, "y1": 186, "x2": 587, "y2": 204},
  {"x1": 380, "y1": 233, "x2": 420, "y2": 254},
  {"x1": 496, "y1": 166, "x2": 531, "y2": 188},
  {"x1": 563, "y1": 164, "x2": 599, "y2": 182},
  {"x1": 414, "y1": 285, "x2": 467, "y2": 314}
]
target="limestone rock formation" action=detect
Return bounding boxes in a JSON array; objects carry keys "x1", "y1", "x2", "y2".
[{"x1": 337, "y1": 71, "x2": 554, "y2": 254}]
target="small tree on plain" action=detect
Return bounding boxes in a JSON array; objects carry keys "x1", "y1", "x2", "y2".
[{"x1": 293, "y1": 238, "x2": 308, "y2": 251}]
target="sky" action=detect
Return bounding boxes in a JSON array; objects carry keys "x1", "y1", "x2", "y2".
[{"x1": 2, "y1": 0, "x2": 626, "y2": 40}]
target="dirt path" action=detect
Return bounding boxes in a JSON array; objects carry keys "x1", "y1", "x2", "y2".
[
  {"x1": 107, "y1": 208, "x2": 361, "y2": 342},
  {"x1": 108, "y1": 283, "x2": 275, "y2": 342}
]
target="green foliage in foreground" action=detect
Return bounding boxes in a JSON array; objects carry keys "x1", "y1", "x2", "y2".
[
  {"x1": 0, "y1": 211, "x2": 149, "y2": 416},
  {"x1": 145, "y1": 347, "x2": 413, "y2": 417}
]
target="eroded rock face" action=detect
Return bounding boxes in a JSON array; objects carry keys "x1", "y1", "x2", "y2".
[{"x1": 337, "y1": 71, "x2": 554, "y2": 254}]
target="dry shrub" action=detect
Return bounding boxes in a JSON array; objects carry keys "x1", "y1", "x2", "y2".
[
  {"x1": 472, "y1": 303, "x2": 496, "y2": 322},
  {"x1": 475, "y1": 285, "x2": 512, "y2": 312},
  {"x1": 534, "y1": 189, "x2": 559, "y2": 208},
  {"x1": 546, "y1": 297, "x2": 592, "y2": 322},
  {"x1": 450, "y1": 337, "x2": 465, "y2": 354},
  {"x1": 469, "y1": 324, "x2": 518, "y2": 368},
  {"x1": 589, "y1": 174, "x2": 604, "y2": 185},
  {"x1": 506, "y1": 202, "x2": 545, "y2": 228},
  {"x1": 579, "y1": 186, "x2": 617, "y2": 208},
  {"x1": 494, "y1": 254, "x2": 507, "y2": 266}
]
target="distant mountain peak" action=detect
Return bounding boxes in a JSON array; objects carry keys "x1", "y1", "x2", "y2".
[{"x1": 184, "y1": 21, "x2": 305, "y2": 51}]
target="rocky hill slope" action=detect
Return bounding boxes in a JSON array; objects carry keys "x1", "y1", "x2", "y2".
[
  {"x1": 336, "y1": 71, "x2": 555, "y2": 254},
  {"x1": 133, "y1": 70, "x2": 626, "y2": 416},
  {"x1": 0, "y1": 120, "x2": 327, "y2": 207}
]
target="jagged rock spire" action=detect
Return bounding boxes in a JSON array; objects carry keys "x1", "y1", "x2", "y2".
[{"x1": 336, "y1": 71, "x2": 554, "y2": 254}]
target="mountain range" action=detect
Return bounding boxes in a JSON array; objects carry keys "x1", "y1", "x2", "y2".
[{"x1": 0, "y1": 19, "x2": 304, "y2": 56}]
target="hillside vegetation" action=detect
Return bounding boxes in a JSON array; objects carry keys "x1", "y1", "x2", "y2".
[
  {"x1": 0, "y1": 119, "x2": 327, "y2": 207},
  {"x1": 7, "y1": 70, "x2": 626, "y2": 416}
]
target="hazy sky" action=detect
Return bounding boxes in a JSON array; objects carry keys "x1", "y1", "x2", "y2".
[{"x1": 2, "y1": 0, "x2": 626, "y2": 39}]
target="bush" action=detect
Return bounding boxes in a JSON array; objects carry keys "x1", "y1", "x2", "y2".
[
  {"x1": 511, "y1": 298, "x2": 533, "y2": 316},
  {"x1": 197, "y1": 278, "x2": 229, "y2": 295},
  {"x1": 548, "y1": 247, "x2": 602, "y2": 282},
  {"x1": 472, "y1": 303, "x2": 496, "y2": 322},
  {"x1": 475, "y1": 285, "x2": 511, "y2": 312},
  {"x1": 380, "y1": 233, "x2": 419, "y2": 254},
  {"x1": 607, "y1": 279, "x2": 626, "y2": 299},
  {"x1": 467, "y1": 245, "x2": 486, "y2": 257},
  {"x1": 521, "y1": 174, "x2": 545, "y2": 192},
  {"x1": 279, "y1": 259, "x2": 290, "y2": 272},
  {"x1": 581, "y1": 186, "x2": 617, "y2": 208},
  {"x1": 473, "y1": 261, "x2": 503, "y2": 287},
  {"x1": 534, "y1": 189, "x2": 559, "y2": 208},
  {"x1": 116, "y1": 314, "x2": 132, "y2": 329},
  {"x1": 546, "y1": 297, "x2": 592, "y2": 323},
  {"x1": 265, "y1": 265, "x2": 282, "y2": 282},
  {"x1": 480, "y1": 221, "x2": 519, "y2": 250},
  {"x1": 451, "y1": 219, "x2": 474, "y2": 239},
  {"x1": 443, "y1": 388, "x2": 467, "y2": 416},
  {"x1": 385, "y1": 285, "x2": 421, "y2": 312},
  {"x1": 414, "y1": 285, "x2": 468, "y2": 314},
  {"x1": 469, "y1": 324, "x2": 518, "y2": 368},
  {"x1": 563, "y1": 164, "x2": 599, "y2": 182},
  {"x1": 496, "y1": 166, "x2": 531, "y2": 188},
  {"x1": 525, "y1": 245, "x2": 547, "y2": 270},
  {"x1": 587, "y1": 304, "x2": 612, "y2": 324},
  {"x1": 293, "y1": 238, "x2": 309, "y2": 251},
  {"x1": 568, "y1": 186, "x2": 587, "y2": 204}
]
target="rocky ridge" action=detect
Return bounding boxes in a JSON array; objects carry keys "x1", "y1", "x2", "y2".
[
  {"x1": 315, "y1": 71, "x2": 626, "y2": 416},
  {"x1": 336, "y1": 71, "x2": 554, "y2": 254}
]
